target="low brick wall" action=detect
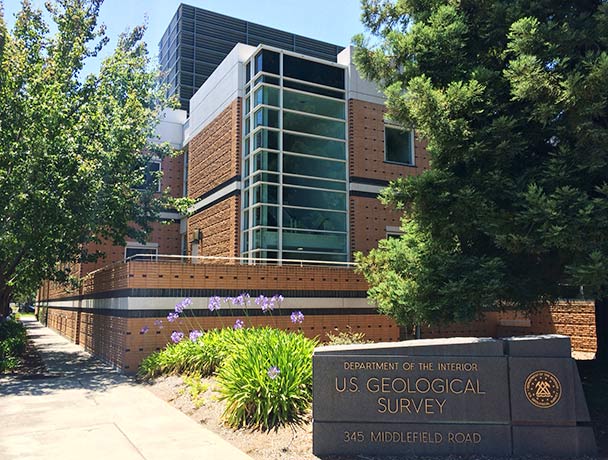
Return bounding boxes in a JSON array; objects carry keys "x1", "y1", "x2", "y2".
[{"x1": 38, "y1": 261, "x2": 598, "y2": 372}]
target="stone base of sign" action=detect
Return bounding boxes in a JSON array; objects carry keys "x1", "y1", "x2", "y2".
[
  {"x1": 312, "y1": 335, "x2": 596, "y2": 458},
  {"x1": 313, "y1": 422, "x2": 511, "y2": 457}
]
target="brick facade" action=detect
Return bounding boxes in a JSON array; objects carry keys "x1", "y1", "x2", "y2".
[
  {"x1": 187, "y1": 99, "x2": 241, "y2": 201},
  {"x1": 187, "y1": 196, "x2": 240, "y2": 258},
  {"x1": 348, "y1": 98, "x2": 430, "y2": 255},
  {"x1": 348, "y1": 98, "x2": 429, "y2": 181}
]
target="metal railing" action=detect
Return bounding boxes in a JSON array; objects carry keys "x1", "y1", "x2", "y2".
[{"x1": 123, "y1": 253, "x2": 357, "y2": 268}]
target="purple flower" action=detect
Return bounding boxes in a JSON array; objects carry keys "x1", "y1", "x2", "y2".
[
  {"x1": 189, "y1": 330, "x2": 203, "y2": 342},
  {"x1": 174, "y1": 302, "x2": 185, "y2": 314},
  {"x1": 171, "y1": 331, "x2": 184, "y2": 343},
  {"x1": 231, "y1": 293, "x2": 250, "y2": 307},
  {"x1": 167, "y1": 312, "x2": 179, "y2": 323},
  {"x1": 182, "y1": 297, "x2": 192, "y2": 306},
  {"x1": 290, "y1": 310, "x2": 304, "y2": 324},
  {"x1": 208, "y1": 296, "x2": 222, "y2": 311},
  {"x1": 233, "y1": 319, "x2": 244, "y2": 330},
  {"x1": 140, "y1": 326, "x2": 149, "y2": 334},
  {"x1": 256, "y1": 295, "x2": 273, "y2": 312},
  {"x1": 267, "y1": 366, "x2": 280, "y2": 380},
  {"x1": 153, "y1": 319, "x2": 162, "y2": 327}
]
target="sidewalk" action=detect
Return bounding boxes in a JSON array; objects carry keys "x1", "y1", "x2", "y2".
[{"x1": 0, "y1": 317, "x2": 253, "y2": 460}]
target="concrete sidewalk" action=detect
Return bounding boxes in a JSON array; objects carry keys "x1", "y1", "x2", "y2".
[{"x1": 0, "y1": 317, "x2": 253, "y2": 460}]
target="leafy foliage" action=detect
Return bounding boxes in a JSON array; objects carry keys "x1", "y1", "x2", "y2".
[
  {"x1": 0, "y1": 1, "x2": 176, "y2": 313},
  {"x1": 355, "y1": 1, "x2": 608, "y2": 335},
  {"x1": 217, "y1": 327, "x2": 317, "y2": 431},
  {"x1": 138, "y1": 328, "x2": 240, "y2": 379},
  {"x1": 0, "y1": 318, "x2": 27, "y2": 372}
]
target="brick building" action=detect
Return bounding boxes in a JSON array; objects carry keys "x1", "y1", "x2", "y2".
[{"x1": 37, "y1": 6, "x2": 596, "y2": 371}]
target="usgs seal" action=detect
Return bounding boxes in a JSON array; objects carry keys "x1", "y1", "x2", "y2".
[{"x1": 524, "y1": 370, "x2": 561, "y2": 408}]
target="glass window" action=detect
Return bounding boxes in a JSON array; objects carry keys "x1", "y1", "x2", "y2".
[
  {"x1": 253, "y1": 150, "x2": 279, "y2": 172},
  {"x1": 254, "y1": 85, "x2": 280, "y2": 107},
  {"x1": 254, "y1": 75, "x2": 280, "y2": 86},
  {"x1": 283, "y1": 90, "x2": 345, "y2": 119},
  {"x1": 242, "y1": 230, "x2": 249, "y2": 251},
  {"x1": 254, "y1": 108, "x2": 279, "y2": 129},
  {"x1": 283, "y1": 79, "x2": 344, "y2": 99},
  {"x1": 282, "y1": 230, "x2": 347, "y2": 253},
  {"x1": 253, "y1": 129, "x2": 279, "y2": 151},
  {"x1": 283, "y1": 207, "x2": 346, "y2": 232},
  {"x1": 282, "y1": 251, "x2": 347, "y2": 262},
  {"x1": 252, "y1": 172, "x2": 279, "y2": 184},
  {"x1": 284, "y1": 111, "x2": 345, "y2": 139},
  {"x1": 244, "y1": 96, "x2": 250, "y2": 115},
  {"x1": 243, "y1": 138, "x2": 250, "y2": 157},
  {"x1": 385, "y1": 126, "x2": 414, "y2": 165},
  {"x1": 125, "y1": 246, "x2": 158, "y2": 261},
  {"x1": 243, "y1": 210, "x2": 249, "y2": 230},
  {"x1": 254, "y1": 50, "x2": 280, "y2": 75},
  {"x1": 283, "y1": 54, "x2": 345, "y2": 89},
  {"x1": 252, "y1": 184, "x2": 278, "y2": 205},
  {"x1": 245, "y1": 61, "x2": 251, "y2": 83},
  {"x1": 252, "y1": 205, "x2": 279, "y2": 227},
  {"x1": 135, "y1": 159, "x2": 161, "y2": 192},
  {"x1": 253, "y1": 228, "x2": 278, "y2": 249},
  {"x1": 283, "y1": 175, "x2": 346, "y2": 191},
  {"x1": 283, "y1": 133, "x2": 345, "y2": 159},
  {"x1": 283, "y1": 154, "x2": 345, "y2": 180},
  {"x1": 283, "y1": 187, "x2": 345, "y2": 210}
]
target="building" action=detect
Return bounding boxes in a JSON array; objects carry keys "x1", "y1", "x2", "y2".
[
  {"x1": 160, "y1": 5, "x2": 344, "y2": 111},
  {"x1": 36, "y1": 6, "x2": 597, "y2": 371}
]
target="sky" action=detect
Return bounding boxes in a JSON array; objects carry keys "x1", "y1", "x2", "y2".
[{"x1": 2, "y1": 0, "x2": 365, "y2": 75}]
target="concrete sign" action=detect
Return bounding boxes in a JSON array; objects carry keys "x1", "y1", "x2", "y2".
[{"x1": 312, "y1": 335, "x2": 596, "y2": 457}]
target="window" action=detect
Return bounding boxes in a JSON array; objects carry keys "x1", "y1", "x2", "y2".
[
  {"x1": 125, "y1": 244, "x2": 158, "y2": 261},
  {"x1": 283, "y1": 54, "x2": 345, "y2": 89},
  {"x1": 135, "y1": 159, "x2": 162, "y2": 192},
  {"x1": 385, "y1": 126, "x2": 414, "y2": 165}
]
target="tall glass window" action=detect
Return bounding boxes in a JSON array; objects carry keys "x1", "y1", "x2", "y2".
[{"x1": 242, "y1": 48, "x2": 348, "y2": 263}]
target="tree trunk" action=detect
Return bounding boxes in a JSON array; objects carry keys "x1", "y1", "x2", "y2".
[
  {"x1": 595, "y1": 297, "x2": 608, "y2": 361},
  {"x1": 0, "y1": 287, "x2": 12, "y2": 318}
]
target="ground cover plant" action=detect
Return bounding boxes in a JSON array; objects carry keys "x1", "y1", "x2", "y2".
[
  {"x1": 139, "y1": 296, "x2": 316, "y2": 430},
  {"x1": 0, "y1": 318, "x2": 27, "y2": 372}
]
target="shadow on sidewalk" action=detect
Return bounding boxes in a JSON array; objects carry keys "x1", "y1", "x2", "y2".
[{"x1": 0, "y1": 319, "x2": 136, "y2": 397}]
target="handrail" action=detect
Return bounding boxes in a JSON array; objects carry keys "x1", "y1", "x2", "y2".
[{"x1": 82, "y1": 253, "x2": 357, "y2": 279}]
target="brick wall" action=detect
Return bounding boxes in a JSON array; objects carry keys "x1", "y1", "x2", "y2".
[
  {"x1": 350, "y1": 196, "x2": 403, "y2": 256},
  {"x1": 187, "y1": 99, "x2": 241, "y2": 200},
  {"x1": 348, "y1": 98, "x2": 429, "y2": 182},
  {"x1": 348, "y1": 98, "x2": 430, "y2": 255},
  {"x1": 126, "y1": 261, "x2": 367, "y2": 292},
  {"x1": 187, "y1": 195, "x2": 240, "y2": 258}
]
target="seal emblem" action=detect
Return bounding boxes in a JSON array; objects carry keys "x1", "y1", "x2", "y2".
[{"x1": 524, "y1": 370, "x2": 561, "y2": 408}]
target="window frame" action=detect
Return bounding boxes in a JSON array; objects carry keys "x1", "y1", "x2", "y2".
[{"x1": 384, "y1": 124, "x2": 415, "y2": 166}]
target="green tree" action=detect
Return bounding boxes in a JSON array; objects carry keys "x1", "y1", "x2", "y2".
[
  {"x1": 0, "y1": 0, "x2": 175, "y2": 316},
  {"x1": 354, "y1": 1, "x2": 608, "y2": 358}
]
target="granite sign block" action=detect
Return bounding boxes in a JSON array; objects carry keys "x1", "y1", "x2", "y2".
[{"x1": 312, "y1": 335, "x2": 596, "y2": 457}]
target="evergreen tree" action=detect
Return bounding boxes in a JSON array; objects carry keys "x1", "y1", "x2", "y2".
[{"x1": 354, "y1": 0, "x2": 608, "y2": 358}]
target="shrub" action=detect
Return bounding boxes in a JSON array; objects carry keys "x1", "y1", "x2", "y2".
[
  {"x1": 138, "y1": 327, "x2": 252, "y2": 379},
  {"x1": 0, "y1": 318, "x2": 27, "y2": 372},
  {"x1": 217, "y1": 327, "x2": 317, "y2": 430},
  {"x1": 325, "y1": 325, "x2": 372, "y2": 345}
]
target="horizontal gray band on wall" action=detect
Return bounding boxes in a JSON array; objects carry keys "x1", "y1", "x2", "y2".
[
  {"x1": 38, "y1": 288, "x2": 367, "y2": 304},
  {"x1": 349, "y1": 177, "x2": 390, "y2": 187},
  {"x1": 38, "y1": 305, "x2": 380, "y2": 319},
  {"x1": 189, "y1": 176, "x2": 241, "y2": 217}
]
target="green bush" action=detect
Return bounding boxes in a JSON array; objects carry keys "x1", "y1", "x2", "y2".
[
  {"x1": 0, "y1": 319, "x2": 27, "y2": 372},
  {"x1": 217, "y1": 327, "x2": 317, "y2": 431},
  {"x1": 138, "y1": 328, "x2": 250, "y2": 379}
]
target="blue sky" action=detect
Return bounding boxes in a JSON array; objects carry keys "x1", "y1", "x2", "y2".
[{"x1": 2, "y1": 0, "x2": 364, "y2": 75}]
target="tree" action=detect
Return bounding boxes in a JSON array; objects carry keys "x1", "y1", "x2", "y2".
[
  {"x1": 0, "y1": 0, "x2": 175, "y2": 317},
  {"x1": 354, "y1": 1, "x2": 608, "y2": 358}
]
